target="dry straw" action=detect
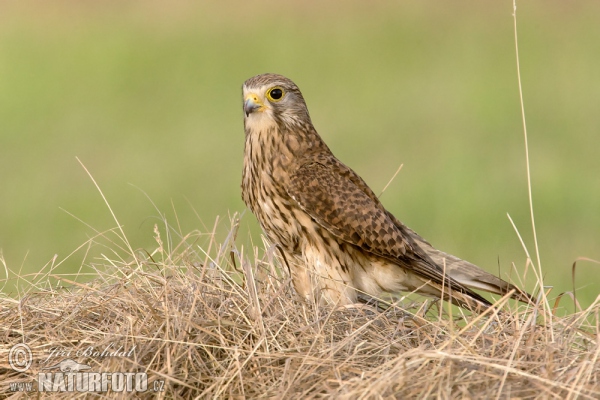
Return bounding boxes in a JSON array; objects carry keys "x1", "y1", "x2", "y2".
[
  {"x1": 1, "y1": 3, "x2": 599, "y2": 398},
  {"x1": 1, "y1": 211, "x2": 599, "y2": 398}
]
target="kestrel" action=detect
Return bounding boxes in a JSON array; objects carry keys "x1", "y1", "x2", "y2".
[{"x1": 241, "y1": 73, "x2": 533, "y2": 310}]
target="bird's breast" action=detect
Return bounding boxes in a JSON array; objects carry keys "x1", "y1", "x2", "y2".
[{"x1": 242, "y1": 126, "x2": 302, "y2": 251}]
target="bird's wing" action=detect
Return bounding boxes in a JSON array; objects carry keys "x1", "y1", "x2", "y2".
[
  {"x1": 289, "y1": 161, "x2": 409, "y2": 258},
  {"x1": 387, "y1": 213, "x2": 535, "y2": 304},
  {"x1": 288, "y1": 161, "x2": 492, "y2": 307}
]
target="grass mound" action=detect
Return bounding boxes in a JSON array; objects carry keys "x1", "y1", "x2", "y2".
[{"x1": 1, "y1": 216, "x2": 598, "y2": 399}]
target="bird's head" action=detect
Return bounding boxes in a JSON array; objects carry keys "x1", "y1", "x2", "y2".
[{"x1": 242, "y1": 73, "x2": 312, "y2": 134}]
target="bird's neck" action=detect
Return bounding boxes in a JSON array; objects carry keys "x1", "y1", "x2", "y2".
[
  {"x1": 245, "y1": 121, "x2": 328, "y2": 167},
  {"x1": 242, "y1": 123, "x2": 329, "y2": 205}
]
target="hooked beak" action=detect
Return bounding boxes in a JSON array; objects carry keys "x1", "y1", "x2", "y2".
[{"x1": 244, "y1": 94, "x2": 264, "y2": 117}]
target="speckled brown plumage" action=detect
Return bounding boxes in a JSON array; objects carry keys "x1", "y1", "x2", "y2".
[{"x1": 241, "y1": 73, "x2": 533, "y2": 310}]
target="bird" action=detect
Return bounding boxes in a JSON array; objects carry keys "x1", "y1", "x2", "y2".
[{"x1": 240, "y1": 73, "x2": 533, "y2": 311}]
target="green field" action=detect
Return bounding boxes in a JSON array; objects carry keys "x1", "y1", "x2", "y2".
[{"x1": 1, "y1": 1, "x2": 598, "y2": 308}]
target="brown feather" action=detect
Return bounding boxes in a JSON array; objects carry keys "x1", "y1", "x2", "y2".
[{"x1": 241, "y1": 73, "x2": 533, "y2": 310}]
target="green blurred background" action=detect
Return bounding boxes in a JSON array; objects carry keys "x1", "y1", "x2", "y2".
[{"x1": 1, "y1": 1, "x2": 598, "y2": 309}]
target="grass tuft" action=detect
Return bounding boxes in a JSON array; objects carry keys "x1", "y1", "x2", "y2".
[{"x1": 1, "y1": 214, "x2": 598, "y2": 398}]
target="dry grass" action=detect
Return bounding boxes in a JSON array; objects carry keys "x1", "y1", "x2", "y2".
[
  {"x1": 1, "y1": 214, "x2": 598, "y2": 399},
  {"x1": 1, "y1": 5, "x2": 598, "y2": 398}
]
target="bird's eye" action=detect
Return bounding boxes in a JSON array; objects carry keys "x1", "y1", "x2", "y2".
[{"x1": 267, "y1": 87, "x2": 284, "y2": 102}]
